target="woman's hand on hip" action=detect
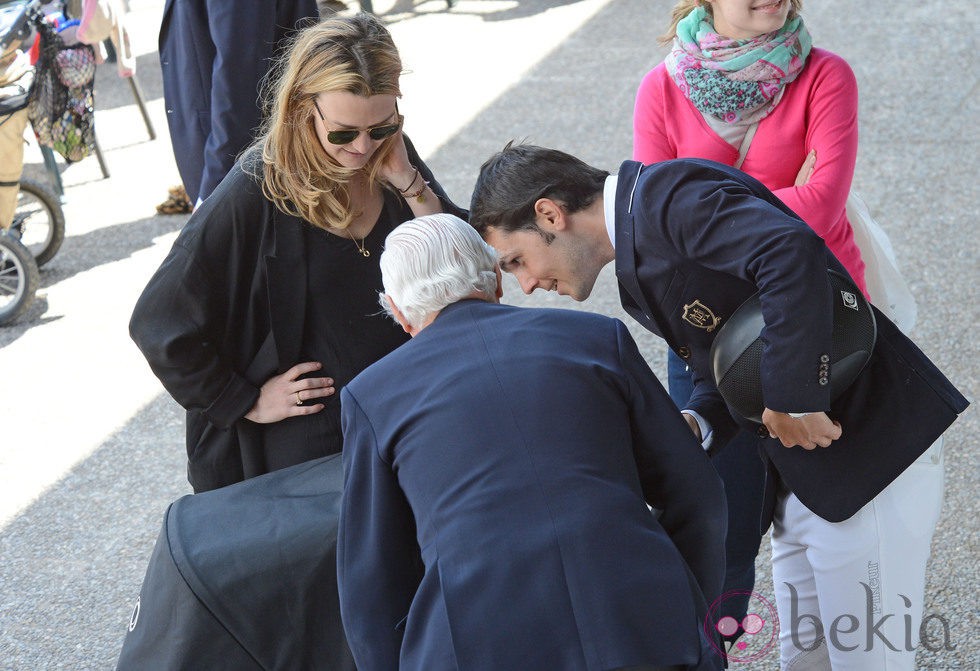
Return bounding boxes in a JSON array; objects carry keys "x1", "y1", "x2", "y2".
[{"x1": 244, "y1": 362, "x2": 334, "y2": 424}]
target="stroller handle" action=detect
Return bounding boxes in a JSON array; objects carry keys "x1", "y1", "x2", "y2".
[{"x1": 0, "y1": 1, "x2": 37, "y2": 53}]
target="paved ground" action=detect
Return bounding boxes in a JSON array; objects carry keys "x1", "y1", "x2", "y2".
[{"x1": 0, "y1": 0, "x2": 976, "y2": 669}]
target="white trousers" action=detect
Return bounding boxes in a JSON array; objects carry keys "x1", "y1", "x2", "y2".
[{"x1": 771, "y1": 438, "x2": 944, "y2": 671}]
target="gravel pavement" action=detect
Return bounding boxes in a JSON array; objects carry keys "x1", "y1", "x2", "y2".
[{"x1": 0, "y1": 0, "x2": 976, "y2": 669}]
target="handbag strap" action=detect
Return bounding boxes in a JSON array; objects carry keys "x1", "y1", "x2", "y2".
[{"x1": 734, "y1": 123, "x2": 760, "y2": 170}]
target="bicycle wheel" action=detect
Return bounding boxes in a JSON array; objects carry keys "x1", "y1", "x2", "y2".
[
  {"x1": 0, "y1": 232, "x2": 40, "y2": 325},
  {"x1": 11, "y1": 178, "x2": 66, "y2": 267}
]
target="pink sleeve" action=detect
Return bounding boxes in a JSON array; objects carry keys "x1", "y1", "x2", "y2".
[
  {"x1": 633, "y1": 65, "x2": 678, "y2": 163},
  {"x1": 769, "y1": 55, "x2": 858, "y2": 239}
]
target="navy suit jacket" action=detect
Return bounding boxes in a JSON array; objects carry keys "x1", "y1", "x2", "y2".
[
  {"x1": 338, "y1": 301, "x2": 727, "y2": 671},
  {"x1": 158, "y1": 0, "x2": 317, "y2": 203},
  {"x1": 613, "y1": 158, "x2": 969, "y2": 526}
]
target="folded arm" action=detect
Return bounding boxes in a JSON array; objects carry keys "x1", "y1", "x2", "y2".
[{"x1": 768, "y1": 57, "x2": 858, "y2": 238}]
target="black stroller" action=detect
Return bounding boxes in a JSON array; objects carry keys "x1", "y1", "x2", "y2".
[{"x1": 116, "y1": 454, "x2": 356, "y2": 670}]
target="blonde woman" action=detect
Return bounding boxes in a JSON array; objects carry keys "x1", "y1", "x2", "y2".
[{"x1": 131, "y1": 14, "x2": 464, "y2": 493}]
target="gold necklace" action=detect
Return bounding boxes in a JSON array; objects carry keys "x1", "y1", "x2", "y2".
[
  {"x1": 339, "y1": 174, "x2": 370, "y2": 257},
  {"x1": 344, "y1": 227, "x2": 370, "y2": 257}
]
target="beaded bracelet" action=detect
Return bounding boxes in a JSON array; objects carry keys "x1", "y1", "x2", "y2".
[
  {"x1": 399, "y1": 166, "x2": 429, "y2": 203},
  {"x1": 398, "y1": 167, "x2": 422, "y2": 195},
  {"x1": 405, "y1": 178, "x2": 429, "y2": 203}
]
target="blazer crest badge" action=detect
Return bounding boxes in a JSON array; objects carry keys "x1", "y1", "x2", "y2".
[{"x1": 682, "y1": 299, "x2": 721, "y2": 332}]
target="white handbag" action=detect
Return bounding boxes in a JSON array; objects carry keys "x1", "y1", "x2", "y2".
[
  {"x1": 733, "y1": 124, "x2": 917, "y2": 334},
  {"x1": 845, "y1": 191, "x2": 917, "y2": 333}
]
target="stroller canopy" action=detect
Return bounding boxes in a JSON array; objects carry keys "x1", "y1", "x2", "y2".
[{"x1": 116, "y1": 454, "x2": 355, "y2": 670}]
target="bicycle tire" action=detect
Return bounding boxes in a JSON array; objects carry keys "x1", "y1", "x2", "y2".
[
  {"x1": 11, "y1": 177, "x2": 66, "y2": 267},
  {"x1": 0, "y1": 232, "x2": 40, "y2": 326}
]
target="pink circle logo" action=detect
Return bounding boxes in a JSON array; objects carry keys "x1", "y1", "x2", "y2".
[{"x1": 704, "y1": 590, "x2": 778, "y2": 663}]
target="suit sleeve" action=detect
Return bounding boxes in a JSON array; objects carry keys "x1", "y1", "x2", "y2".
[
  {"x1": 615, "y1": 320, "x2": 727, "y2": 604},
  {"x1": 338, "y1": 388, "x2": 423, "y2": 670},
  {"x1": 686, "y1": 368, "x2": 739, "y2": 454},
  {"x1": 198, "y1": 1, "x2": 310, "y2": 201},
  {"x1": 639, "y1": 163, "x2": 837, "y2": 414},
  {"x1": 129, "y1": 170, "x2": 262, "y2": 428}
]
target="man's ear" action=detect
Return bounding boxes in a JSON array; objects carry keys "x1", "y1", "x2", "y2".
[
  {"x1": 385, "y1": 295, "x2": 413, "y2": 335},
  {"x1": 533, "y1": 197, "x2": 567, "y2": 231}
]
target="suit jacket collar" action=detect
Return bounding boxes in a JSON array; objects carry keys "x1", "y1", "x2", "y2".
[
  {"x1": 613, "y1": 161, "x2": 642, "y2": 281},
  {"x1": 613, "y1": 161, "x2": 668, "y2": 339},
  {"x1": 410, "y1": 299, "x2": 495, "y2": 339},
  {"x1": 430, "y1": 298, "x2": 494, "y2": 322}
]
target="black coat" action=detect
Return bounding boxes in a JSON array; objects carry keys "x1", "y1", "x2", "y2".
[
  {"x1": 613, "y1": 158, "x2": 969, "y2": 527},
  {"x1": 130, "y1": 142, "x2": 465, "y2": 492}
]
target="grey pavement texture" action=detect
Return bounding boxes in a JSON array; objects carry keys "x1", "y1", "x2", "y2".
[{"x1": 0, "y1": 0, "x2": 977, "y2": 669}]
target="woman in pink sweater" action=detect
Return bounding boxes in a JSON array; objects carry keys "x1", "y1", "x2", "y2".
[
  {"x1": 635, "y1": 2, "x2": 865, "y2": 289},
  {"x1": 634, "y1": 2, "x2": 874, "y2": 668}
]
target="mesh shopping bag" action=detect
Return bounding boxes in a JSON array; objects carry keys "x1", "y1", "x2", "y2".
[{"x1": 26, "y1": 19, "x2": 96, "y2": 163}]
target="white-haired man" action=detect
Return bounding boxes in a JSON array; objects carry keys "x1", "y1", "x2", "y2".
[{"x1": 336, "y1": 213, "x2": 728, "y2": 671}]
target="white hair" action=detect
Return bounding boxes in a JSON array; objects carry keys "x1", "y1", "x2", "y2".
[{"x1": 379, "y1": 213, "x2": 499, "y2": 329}]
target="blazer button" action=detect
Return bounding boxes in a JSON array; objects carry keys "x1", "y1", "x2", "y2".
[
  {"x1": 756, "y1": 425, "x2": 770, "y2": 438},
  {"x1": 677, "y1": 346, "x2": 691, "y2": 360},
  {"x1": 820, "y1": 354, "x2": 830, "y2": 363},
  {"x1": 818, "y1": 378, "x2": 829, "y2": 386}
]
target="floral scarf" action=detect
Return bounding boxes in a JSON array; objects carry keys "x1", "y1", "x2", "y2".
[{"x1": 665, "y1": 6, "x2": 812, "y2": 125}]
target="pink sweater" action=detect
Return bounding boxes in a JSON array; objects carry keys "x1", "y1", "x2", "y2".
[{"x1": 633, "y1": 48, "x2": 866, "y2": 292}]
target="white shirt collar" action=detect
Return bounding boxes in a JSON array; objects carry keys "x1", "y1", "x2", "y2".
[{"x1": 603, "y1": 174, "x2": 618, "y2": 250}]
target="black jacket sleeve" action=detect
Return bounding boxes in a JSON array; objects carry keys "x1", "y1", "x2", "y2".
[
  {"x1": 129, "y1": 165, "x2": 267, "y2": 428},
  {"x1": 404, "y1": 134, "x2": 468, "y2": 220}
]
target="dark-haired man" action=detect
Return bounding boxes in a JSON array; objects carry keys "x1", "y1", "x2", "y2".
[{"x1": 469, "y1": 143, "x2": 968, "y2": 670}]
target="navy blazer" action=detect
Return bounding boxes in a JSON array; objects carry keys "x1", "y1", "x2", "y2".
[
  {"x1": 613, "y1": 158, "x2": 969, "y2": 526},
  {"x1": 158, "y1": 0, "x2": 318, "y2": 202},
  {"x1": 338, "y1": 301, "x2": 727, "y2": 671}
]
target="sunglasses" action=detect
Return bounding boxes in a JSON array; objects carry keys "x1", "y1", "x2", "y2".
[{"x1": 313, "y1": 100, "x2": 402, "y2": 145}]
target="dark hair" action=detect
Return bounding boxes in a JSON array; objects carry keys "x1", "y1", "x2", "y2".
[{"x1": 469, "y1": 142, "x2": 609, "y2": 238}]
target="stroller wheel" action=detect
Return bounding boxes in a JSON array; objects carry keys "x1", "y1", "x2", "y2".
[
  {"x1": 0, "y1": 232, "x2": 39, "y2": 325},
  {"x1": 14, "y1": 177, "x2": 66, "y2": 267}
]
